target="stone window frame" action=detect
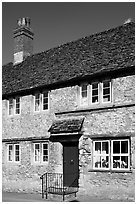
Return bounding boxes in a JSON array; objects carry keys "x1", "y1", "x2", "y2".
[
  {"x1": 101, "y1": 80, "x2": 112, "y2": 104},
  {"x1": 33, "y1": 142, "x2": 49, "y2": 165},
  {"x1": 41, "y1": 90, "x2": 49, "y2": 111},
  {"x1": 34, "y1": 90, "x2": 49, "y2": 112},
  {"x1": 93, "y1": 138, "x2": 130, "y2": 171},
  {"x1": 8, "y1": 96, "x2": 21, "y2": 116},
  {"x1": 7, "y1": 143, "x2": 20, "y2": 163},
  {"x1": 15, "y1": 96, "x2": 21, "y2": 115},
  {"x1": 79, "y1": 79, "x2": 112, "y2": 107}
]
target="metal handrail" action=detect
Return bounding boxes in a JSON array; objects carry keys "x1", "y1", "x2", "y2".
[{"x1": 40, "y1": 172, "x2": 79, "y2": 201}]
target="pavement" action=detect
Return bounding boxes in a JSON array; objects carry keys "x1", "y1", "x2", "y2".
[{"x1": 2, "y1": 191, "x2": 112, "y2": 202}]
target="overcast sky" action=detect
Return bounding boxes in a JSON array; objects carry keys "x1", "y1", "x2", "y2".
[{"x1": 2, "y1": 2, "x2": 135, "y2": 65}]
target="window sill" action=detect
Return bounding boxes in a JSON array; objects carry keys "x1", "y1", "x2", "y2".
[{"x1": 88, "y1": 169, "x2": 132, "y2": 173}]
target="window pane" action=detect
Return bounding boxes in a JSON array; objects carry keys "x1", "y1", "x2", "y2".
[
  {"x1": 121, "y1": 141, "x2": 128, "y2": 153},
  {"x1": 113, "y1": 141, "x2": 120, "y2": 154},
  {"x1": 92, "y1": 83, "x2": 98, "y2": 89},
  {"x1": 92, "y1": 89, "x2": 98, "y2": 96},
  {"x1": 95, "y1": 142, "x2": 101, "y2": 154},
  {"x1": 103, "y1": 88, "x2": 110, "y2": 95},
  {"x1": 121, "y1": 156, "x2": 128, "y2": 168},
  {"x1": 101, "y1": 156, "x2": 109, "y2": 168},
  {"x1": 103, "y1": 95, "x2": 110, "y2": 102},
  {"x1": 94, "y1": 156, "x2": 101, "y2": 168},
  {"x1": 103, "y1": 81, "x2": 110, "y2": 88},
  {"x1": 113, "y1": 156, "x2": 120, "y2": 168},
  {"x1": 102, "y1": 142, "x2": 109, "y2": 154},
  {"x1": 92, "y1": 96, "x2": 98, "y2": 103}
]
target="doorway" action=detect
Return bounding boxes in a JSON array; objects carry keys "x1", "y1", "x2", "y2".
[{"x1": 63, "y1": 142, "x2": 79, "y2": 188}]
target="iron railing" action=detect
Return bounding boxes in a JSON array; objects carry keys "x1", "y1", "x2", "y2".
[{"x1": 40, "y1": 172, "x2": 79, "y2": 201}]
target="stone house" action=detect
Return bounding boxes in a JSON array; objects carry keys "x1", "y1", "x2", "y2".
[{"x1": 2, "y1": 18, "x2": 135, "y2": 198}]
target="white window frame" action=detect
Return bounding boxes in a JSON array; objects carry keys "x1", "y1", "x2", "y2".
[
  {"x1": 7, "y1": 144, "x2": 20, "y2": 163},
  {"x1": 34, "y1": 93, "x2": 41, "y2": 112},
  {"x1": 93, "y1": 140, "x2": 110, "y2": 170},
  {"x1": 34, "y1": 143, "x2": 40, "y2": 163},
  {"x1": 42, "y1": 91, "x2": 49, "y2": 111},
  {"x1": 91, "y1": 82, "x2": 99, "y2": 104},
  {"x1": 102, "y1": 80, "x2": 112, "y2": 103},
  {"x1": 15, "y1": 97, "x2": 21, "y2": 115},
  {"x1": 42, "y1": 143, "x2": 49, "y2": 163},
  {"x1": 111, "y1": 139, "x2": 130, "y2": 170},
  {"x1": 80, "y1": 83, "x2": 89, "y2": 106}
]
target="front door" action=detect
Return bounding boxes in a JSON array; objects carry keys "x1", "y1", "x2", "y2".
[{"x1": 63, "y1": 142, "x2": 79, "y2": 187}]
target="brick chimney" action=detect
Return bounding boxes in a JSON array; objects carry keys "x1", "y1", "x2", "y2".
[{"x1": 13, "y1": 17, "x2": 34, "y2": 65}]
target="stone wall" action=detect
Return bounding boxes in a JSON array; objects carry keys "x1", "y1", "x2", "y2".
[{"x1": 2, "y1": 74, "x2": 135, "y2": 193}]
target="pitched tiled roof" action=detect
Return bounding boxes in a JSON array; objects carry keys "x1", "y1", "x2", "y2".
[
  {"x1": 49, "y1": 117, "x2": 84, "y2": 134},
  {"x1": 2, "y1": 22, "x2": 135, "y2": 96}
]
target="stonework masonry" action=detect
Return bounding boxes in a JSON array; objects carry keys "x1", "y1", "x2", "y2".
[{"x1": 2, "y1": 74, "x2": 135, "y2": 195}]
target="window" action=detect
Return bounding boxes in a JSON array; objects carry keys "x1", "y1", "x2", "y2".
[
  {"x1": 34, "y1": 91, "x2": 49, "y2": 112},
  {"x1": 34, "y1": 143, "x2": 40, "y2": 162},
  {"x1": 7, "y1": 144, "x2": 20, "y2": 163},
  {"x1": 93, "y1": 139, "x2": 130, "y2": 171},
  {"x1": 93, "y1": 141, "x2": 110, "y2": 169},
  {"x1": 8, "y1": 97, "x2": 21, "y2": 116},
  {"x1": 42, "y1": 143, "x2": 49, "y2": 162},
  {"x1": 91, "y1": 82, "x2": 99, "y2": 104},
  {"x1": 34, "y1": 142, "x2": 49, "y2": 164},
  {"x1": 15, "y1": 97, "x2": 21, "y2": 114},
  {"x1": 112, "y1": 140, "x2": 129, "y2": 170},
  {"x1": 8, "y1": 99, "x2": 14, "y2": 115},
  {"x1": 42, "y1": 91, "x2": 49, "y2": 110},
  {"x1": 80, "y1": 84, "x2": 88, "y2": 106},
  {"x1": 102, "y1": 81, "x2": 111, "y2": 103},
  {"x1": 34, "y1": 93, "x2": 40, "y2": 112},
  {"x1": 79, "y1": 80, "x2": 112, "y2": 107}
]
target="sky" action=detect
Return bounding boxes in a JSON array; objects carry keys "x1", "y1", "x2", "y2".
[{"x1": 2, "y1": 1, "x2": 135, "y2": 65}]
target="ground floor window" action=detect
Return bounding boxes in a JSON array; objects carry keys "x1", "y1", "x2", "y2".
[
  {"x1": 7, "y1": 144, "x2": 20, "y2": 163},
  {"x1": 93, "y1": 139, "x2": 130, "y2": 171},
  {"x1": 34, "y1": 142, "x2": 49, "y2": 164}
]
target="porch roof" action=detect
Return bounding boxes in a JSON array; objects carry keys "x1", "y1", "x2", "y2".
[{"x1": 48, "y1": 117, "x2": 84, "y2": 134}]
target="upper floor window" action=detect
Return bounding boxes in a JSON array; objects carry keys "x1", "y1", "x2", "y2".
[
  {"x1": 34, "y1": 93, "x2": 40, "y2": 112},
  {"x1": 93, "y1": 139, "x2": 130, "y2": 171},
  {"x1": 102, "y1": 81, "x2": 111, "y2": 103},
  {"x1": 8, "y1": 98, "x2": 14, "y2": 115},
  {"x1": 15, "y1": 97, "x2": 21, "y2": 114},
  {"x1": 7, "y1": 144, "x2": 20, "y2": 163},
  {"x1": 79, "y1": 80, "x2": 112, "y2": 107},
  {"x1": 80, "y1": 84, "x2": 88, "y2": 106},
  {"x1": 8, "y1": 97, "x2": 21, "y2": 116},
  {"x1": 34, "y1": 91, "x2": 49, "y2": 112}
]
